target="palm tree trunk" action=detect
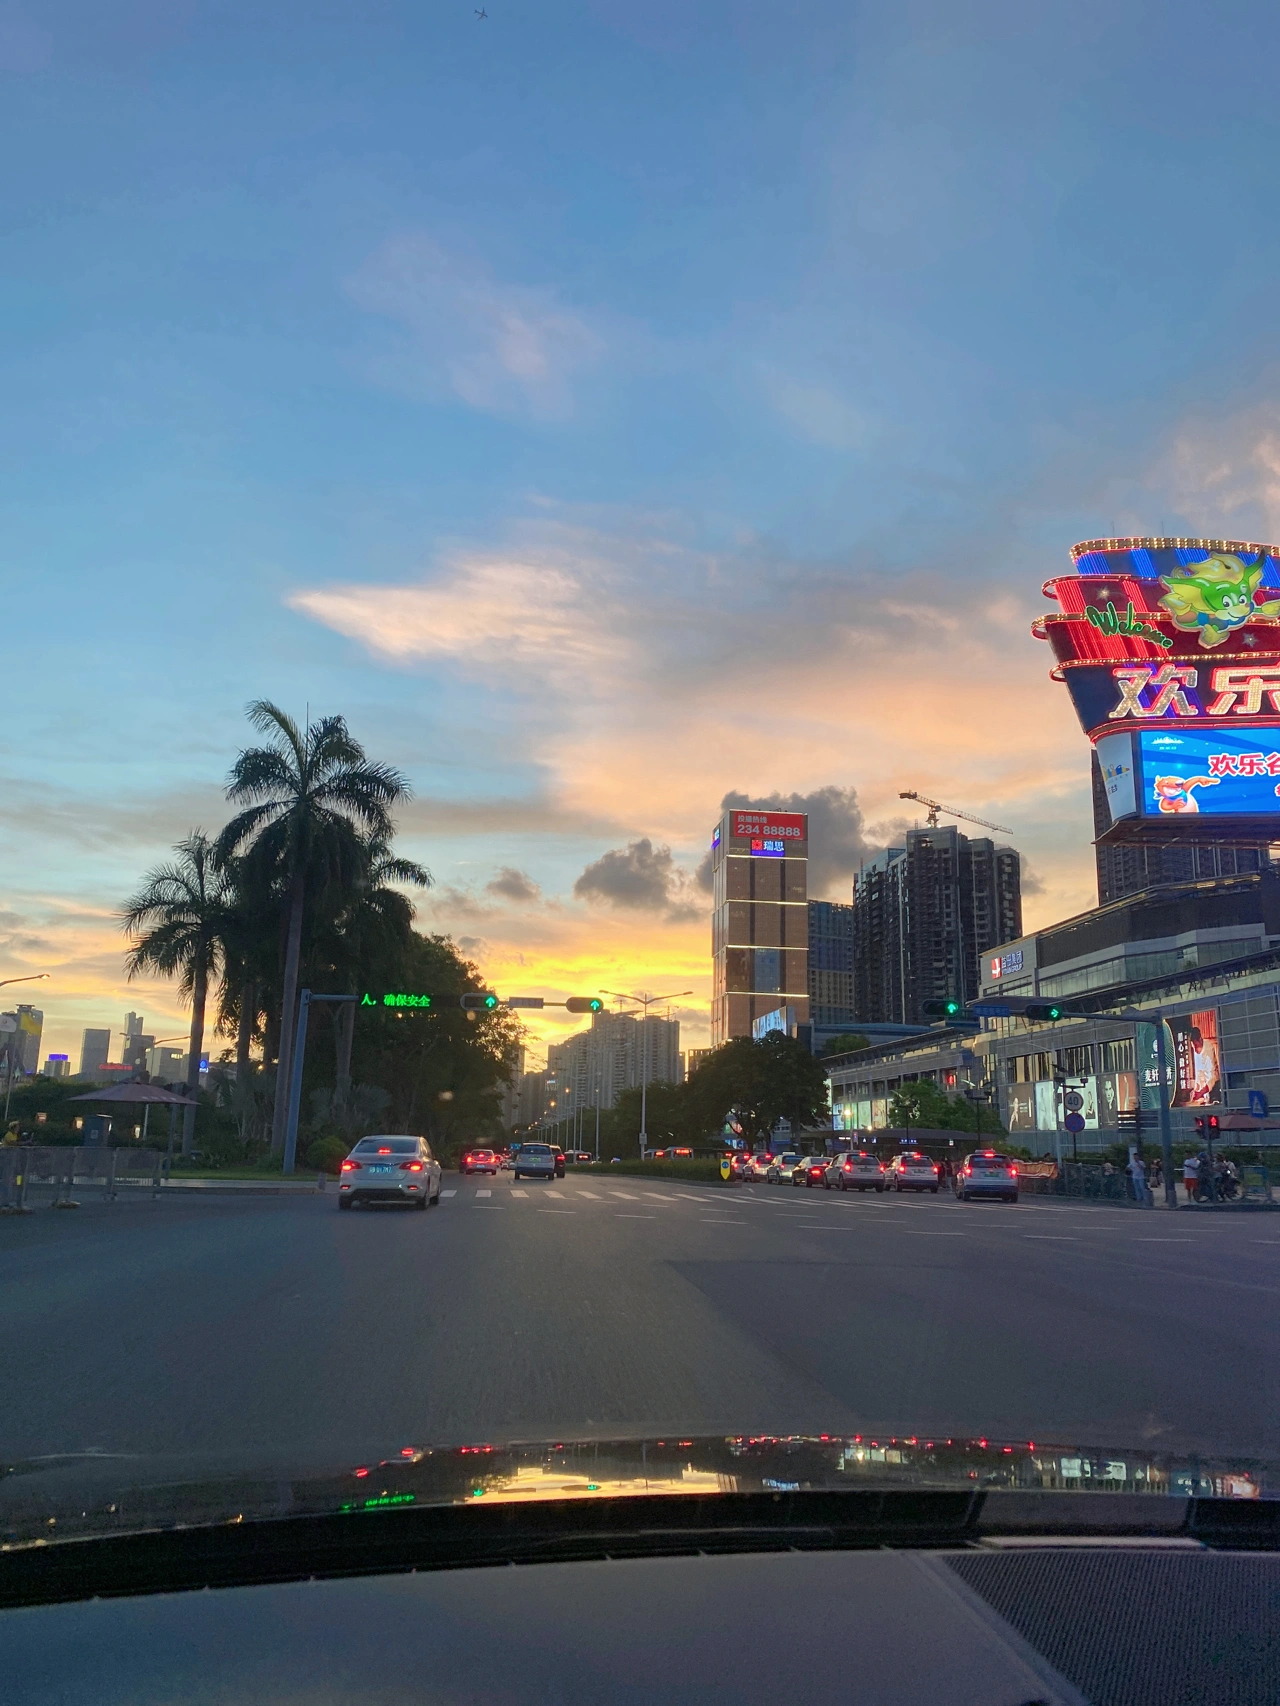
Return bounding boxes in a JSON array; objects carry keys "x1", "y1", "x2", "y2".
[
  {"x1": 270, "y1": 879, "x2": 306, "y2": 1154},
  {"x1": 235, "y1": 981, "x2": 255, "y2": 1088},
  {"x1": 335, "y1": 998, "x2": 355, "y2": 1097},
  {"x1": 182, "y1": 953, "x2": 208, "y2": 1156}
]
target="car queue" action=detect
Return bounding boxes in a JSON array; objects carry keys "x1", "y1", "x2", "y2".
[{"x1": 741, "y1": 1146, "x2": 1020, "y2": 1203}]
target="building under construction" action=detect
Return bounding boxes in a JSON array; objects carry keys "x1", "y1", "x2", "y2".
[{"x1": 852, "y1": 825, "x2": 1023, "y2": 1025}]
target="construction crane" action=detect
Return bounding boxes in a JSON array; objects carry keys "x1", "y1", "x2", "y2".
[{"x1": 899, "y1": 791, "x2": 1012, "y2": 834}]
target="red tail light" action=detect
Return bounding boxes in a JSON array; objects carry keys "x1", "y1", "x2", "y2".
[
  {"x1": 341, "y1": 1160, "x2": 360, "y2": 1172},
  {"x1": 400, "y1": 1160, "x2": 423, "y2": 1172},
  {"x1": 962, "y1": 1165, "x2": 971, "y2": 1176}
]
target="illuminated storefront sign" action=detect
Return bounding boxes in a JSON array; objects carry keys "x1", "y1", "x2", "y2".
[
  {"x1": 1037, "y1": 538, "x2": 1280, "y2": 839},
  {"x1": 988, "y1": 949, "x2": 1024, "y2": 980},
  {"x1": 731, "y1": 810, "x2": 806, "y2": 841},
  {"x1": 750, "y1": 838, "x2": 785, "y2": 857}
]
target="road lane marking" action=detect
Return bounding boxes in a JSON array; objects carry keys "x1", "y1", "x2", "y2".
[
  {"x1": 903, "y1": 1231, "x2": 965, "y2": 1237},
  {"x1": 511, "y1": 1189, "x2": 528, "y2": 1198},
  {"x1": 538, "y1": 1209, "x2": 575, "y2": 1215},
  {"x1": 1136, "y1": 1237, "x2": 1193, "y2": 1242},
  {"x1": 609, "y1": 1191, "x2": 639, "y2": 1199},
  {"x1": 440, "y1": 1189, "x2": 457, "y2": 1197},
  {"x1": 576, "y1": 1190, "x2": 600, "y2": 1198},
  {"x1": 476, "y1": 1189, "x2": 492, "y2": 1198},
  {"x1": 1023, "y1": 1235, "x2": 1077, "y2": 1241},
  {"x1": 545, "y1": 1190, "x2": 565, "y2": 1198},
  {"x1": 700, "y1": 1218, "x2": 745, "y2": 1224},
  {"x1": 614, "y1": 1213, "x2": 654, "y2": 1219}
]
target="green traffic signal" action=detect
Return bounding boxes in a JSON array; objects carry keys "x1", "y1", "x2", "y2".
[
  {"x1": 460, "y1": 992, "x2": 499, "y2": 1011},
  {"x1": 565, "y1": 996, "x2": 605, "y2": 1013},
  {"x1": 1024, "y1": 1003, "x2": 1067, "y2": 1022},
  {"x1": 923, "y1": 998, "x2": 966, "y2": 1020}
]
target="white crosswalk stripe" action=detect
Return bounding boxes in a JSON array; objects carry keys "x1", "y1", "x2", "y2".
[
  {"x1": 476, "y1": 1189, "x2": 492, "y2": 1198},
  {"x1": 440, "y1": 1188, "x2": 457, "y2": 1197},
  {"x1": 510, "y1": 1189, "x2": 528, "y2": 1198}
]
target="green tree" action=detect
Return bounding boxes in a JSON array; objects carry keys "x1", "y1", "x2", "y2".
[
  {"x1": 820, "y1": 1032, "x2": 870, "y2": 1057},
  {"x1": 679, "y1": 1034, "x2": 830, "y2": 1146},
  {"x1": 216, "y1": 702, "x2": 411, "y2": 1153},
  {"x1": 121, "y1": 830, "x2": 230, "y2": 1154},
  {"x1": 348, "y1": 932, "x2": 522, "y2": 1159}
]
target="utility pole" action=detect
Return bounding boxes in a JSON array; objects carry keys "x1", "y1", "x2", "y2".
[{"x1": 282, "y1": 990, "x2": 359, "y2": 1173}]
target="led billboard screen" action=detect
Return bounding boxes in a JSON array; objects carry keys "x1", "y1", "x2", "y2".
[
  {"x1": 1135, "y1": 728, "x2": 1280, "y2": 818},
  {"x1": 731, "y1": 810, "x2": 806, "y2": 842}
]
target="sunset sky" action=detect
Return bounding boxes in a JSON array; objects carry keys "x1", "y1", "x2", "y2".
[{"x1": 7, "y1": 0, "x2": 1280, "y2": 1068}]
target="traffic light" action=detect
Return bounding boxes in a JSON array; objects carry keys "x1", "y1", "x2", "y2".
[
  {"x1": 923, "y1": 999, "x2": 966, "y2": 1020},
  {"x1": 565, "y1": 997, "x2": 605, "y2": 1013},
  {"x1": 1024, "y1": 1003, "x2": 1067, "y2": 1022},
  {"x1": 1194, "y1": 1114, "x2": 1221, "y2": 1139},
  {"x1": 459, "y1": 992, "x2": 499, "y2": 1011}
]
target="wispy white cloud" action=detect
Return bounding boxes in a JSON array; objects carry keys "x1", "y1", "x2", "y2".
[
  {"x1": 347, "y1": 234, "x2": 606, "y2": 420},
  {"x1": 760, "y1": 366, "x2": 873, "y2": 451}
]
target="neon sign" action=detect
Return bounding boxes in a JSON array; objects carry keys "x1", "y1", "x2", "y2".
[{"x1": 1085, "y1": 600, "x2": 1172, "y2": 648}]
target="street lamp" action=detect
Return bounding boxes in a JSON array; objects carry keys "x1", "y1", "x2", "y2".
[
  {"x1": 0, "y1": 974, "x2": 50, "y2": 1127},
  {"x1": 601, "y1": 989, "x2": 693, "y2": 1159}
]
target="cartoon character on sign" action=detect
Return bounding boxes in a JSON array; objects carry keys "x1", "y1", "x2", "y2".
[
  {"x1": 1159, "y1": 552, "x2": 1280, "y2": 649},
  {"x1": 1153, "y1": 774, "x2": 1219, "y2": 813}
]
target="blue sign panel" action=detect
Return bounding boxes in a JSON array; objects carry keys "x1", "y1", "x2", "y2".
[
  {"x1": 749, "y1": 838, "x2": 785, "y2": 857},
  {"x1": 1249, "y1": 1089, "x2": 1270, "y2": 1118},
  {"x1": 1135, "y1": 728, "x2": 1280, "y2": 818}
]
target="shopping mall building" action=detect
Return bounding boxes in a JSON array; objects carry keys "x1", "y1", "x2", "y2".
[{"x1": 824, "y1": 870, "x2": 1280, "y2": 1153}]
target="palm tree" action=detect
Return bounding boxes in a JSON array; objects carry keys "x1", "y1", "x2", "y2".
[
  {"x1": 121, "y1": 831, "x2": 229, "y2": 1154},
  {"x1": 216, "y1": 701, "x2": 411, "y2": 1153}
]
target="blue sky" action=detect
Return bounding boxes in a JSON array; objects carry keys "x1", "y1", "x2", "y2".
[{"x1": 6, "y1": 0, "x2": 1280, "y2": 1060}]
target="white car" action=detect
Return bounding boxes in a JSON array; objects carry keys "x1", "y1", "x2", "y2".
[
  {"x1": 513, "y1": 1142, "x2": 557, "y2": 1180},
  {"x1": 338, "y1": 1135, "x2": 442, "y2": 1210},
  {"x1": 766, "y1": 1152, "x2": 801, "y2": 1183}
]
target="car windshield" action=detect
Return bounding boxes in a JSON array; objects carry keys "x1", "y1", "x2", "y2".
[{"x1": 7, "y1": 3, "x2": 1274, "y2": 1571}]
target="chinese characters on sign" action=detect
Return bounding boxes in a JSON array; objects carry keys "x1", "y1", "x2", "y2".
[
  {"x1": 730, "y1": 811, "x2": 806, "y2": 840},
  {"x1": 1169, "y1": 1009, "x2": 1222, "y2": 1108}
]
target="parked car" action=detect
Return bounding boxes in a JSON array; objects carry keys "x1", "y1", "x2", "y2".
[
  {"x1": 672, "y1": 1147, "x2": 694, "y2": 1158},
  {"x1": 791, "y1": 1155, "x2": 830, "y2": 1188},
  {"x1": 766, "y1": 1152, "x2": 800, "y2": 1183},
  {"x1": 887, "y1": 1151, "x2": 942, "y2": 1193},
  {"x1": 338, "y1": 1135, "x2": 442, "y2": 1210},
  {"x1": 954, "y1": 1150, "x2": 1020, "y2": 1203},
  {"x1": 826, "y1": 1151, "x2": 887, "y2": 1192},
  {"x1": 460, "y1": 1147, "x2": 499, "y2": 1176},
  {"x1": 745, "y1": 1153, "x2": 773, "y2": 1181}
]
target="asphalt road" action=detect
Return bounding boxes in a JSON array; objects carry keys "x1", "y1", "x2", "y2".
[{"x1": 2, "y1": 1174, "x2": 1278, "y2": 1470}]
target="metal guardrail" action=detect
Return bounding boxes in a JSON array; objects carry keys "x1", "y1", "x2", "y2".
[{"x1": 0, "y1": 1146, "x2": 166, "y2": 1211}]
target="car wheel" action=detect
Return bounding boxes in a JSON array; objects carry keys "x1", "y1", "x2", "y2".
[
  {"x1": 839, "y1": 1178, "x2": 847, "y2": 1191},
  {"x1": 875, "y1": 1183, "x2": 884, "y2": 1192},
  {"x1": 930, "y1": 1185, "x2": 939, "y2": 1194},
  {"x1": 338, "y1": 1197, "x2": 352, "y2": 1211},
  {"x1": 415, "y1": 1194, "x2": 428, "y2": 1210}
]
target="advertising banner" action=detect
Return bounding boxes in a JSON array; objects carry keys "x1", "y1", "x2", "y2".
[
  {"x1": 1034, "y1": 1081, "x2": 1059, "y2": 1133},
  {"x1": 1136, "y1": 1022, "x2": 1172, "y2": 1110},
  {"x1": 730, "y1": 810, "x2": 806, "y2": 842},
  {"x1": 1167, "y1": 1009, "x2": 1222, "y2": 1107},
  {"x1": 1136, "y1": 728, "x2": 1280, "y2": 819},
  {"x1": 1006, "y1": 1084, "x2": 1035, "y2": 1133}
]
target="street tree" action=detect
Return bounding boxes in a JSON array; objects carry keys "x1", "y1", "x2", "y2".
[
  {"x1": 216, "y1": 701, "x2": 411, "y2": 1154},
  {"x1": 121, "y1": 830, "x2": 230, "y2": 1154}
]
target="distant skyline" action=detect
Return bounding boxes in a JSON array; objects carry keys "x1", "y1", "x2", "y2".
[{"x1": 7, "y1": 0, "x2": 1280, "y2": 1063}]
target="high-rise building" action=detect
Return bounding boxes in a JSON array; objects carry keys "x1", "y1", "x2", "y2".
[
  {"x1": 43, "y1": 1055, "x2": 71, "y2": 1078},
  {"x1": 122, "y1": 1013, "x2": 154, "y2": 1071},
  {"x1": 1090, "y1": 751, "x2": 1270, "y2": 904},
  {"x1": 807, "y1": 900, "x2": 855, "y2": 1025},
  {"x1": 146, "y1": 1045, "x2": 187, "y2": 1080},
  {"x1": 10, "y1": 1005, "x2": 43, "y2": 1075},
  {"x1": 79, "y1": 1028, "x2": 112, "y2": 1078},
  {"x1": 852, "y1": 826, "x2": 1022, "y2": 1025},
  {"x1": 547, "y1": 1010, "x2": 681, "y2": 1117},
  {"x1": 686, "y1": 1048, "x2": 714, "y2": 1076},
  {"x1": 710, "y1": 807, "x2": 809, "y2": 1045}
]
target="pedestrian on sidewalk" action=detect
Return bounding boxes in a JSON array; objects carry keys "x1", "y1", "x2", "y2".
[
  {"x1": 1126, "y1": 1151, "x2": 1149, "y2": 1206},
  {"x1": 1183, "y1": 1151, "x2": 1199, "y2": 1203}
]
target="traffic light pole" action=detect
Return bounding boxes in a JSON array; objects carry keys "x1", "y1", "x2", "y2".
[{"x1": 283, "y1": 991, "x2": 359, "y2": 1174}]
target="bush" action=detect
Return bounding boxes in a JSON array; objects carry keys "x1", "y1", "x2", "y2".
[
  {"x1": 602, "y1": 1158, "x2": 735, "y2": 1184},
  {"x1": 306, "y1": 1135, "x2": 350, "y2": 1175}
]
